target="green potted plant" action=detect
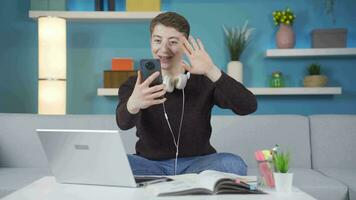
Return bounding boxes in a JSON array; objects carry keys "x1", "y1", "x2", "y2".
[
  {"x1": 272, "y1": 7, "x2": 296, "y2": 49},
  {"x1": 315, "y1": 0, "x2": 336, "y2": 23},
  {"x1": 223, "y1": 21, "x2": 254, "y2": 83},
  {"x1": 273, "y1": 151, "x2": 293, "y2": 193},
  {"x1": 303, "y1": 63, "x2": 328, "y2": 87},
  {"x1": 324, "y1": 0, "x2": 335, "y2": 23},
  {"x1": 311, "y1": 1, "x2": 347, "y2": 48}
]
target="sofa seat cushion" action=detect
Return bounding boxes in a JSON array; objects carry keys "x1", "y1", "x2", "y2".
[
  {"x1": 0, "y1": 168, "x2": 51, "y2": 198},
  {"x1": 310, "y1": 115, "x2": 356, "y2": 169},
  {"x1": 318, "y1": 168, "x2": 356, "y2": 200},
  {"x1": 248, "y1": 168, "x2": 348, "y2": 200},
  {"x1": 211, "y1": 115, "x2": 312, "y2": 168}
]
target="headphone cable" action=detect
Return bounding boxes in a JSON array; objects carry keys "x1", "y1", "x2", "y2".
[{"x1": 162, "y1": 89, "x2": 185, "y2": 175}]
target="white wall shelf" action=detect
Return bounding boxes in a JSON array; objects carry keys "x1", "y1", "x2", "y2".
[
  {"x1": 98, "y1": 88, "x2": 119, "y2": 96},
  {"x1": 265, "y1": 48, "x2": 356, "y2": 58},
  {"x1": 29, "y1": 11, "x2": 161, "y2": 21},
  {"x1": 98, "y1": 87, "x2": 342, "y2": 96},
  {"x1": 249, "y1": 87, "x2": 342, "y2": 95}
]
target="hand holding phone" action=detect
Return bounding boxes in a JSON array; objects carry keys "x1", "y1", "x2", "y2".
[
  {"x1": 140, "y1": 59, "x2": 162, "y2": 86},
  {"x1": 126, "y1": 59, "x2": 166, "y2": 114}
]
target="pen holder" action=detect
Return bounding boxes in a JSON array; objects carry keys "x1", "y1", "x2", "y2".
[{"x1": 257, "y1": 160, "x2": 275, "y2": 188}]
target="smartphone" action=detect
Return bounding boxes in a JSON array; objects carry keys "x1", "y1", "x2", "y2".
[{"x1": 139, "y1": 59, "x2": 163, "y2": 86}]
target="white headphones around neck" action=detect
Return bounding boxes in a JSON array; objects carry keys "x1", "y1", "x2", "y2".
[
  {"x1": 163, "y1": 72, "x2": 190, "y2": 93},
  {"x1": 161, "y1": 72, "x2": 190, "y2": 175}
]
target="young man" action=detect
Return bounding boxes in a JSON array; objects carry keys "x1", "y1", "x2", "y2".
[{"x1": 116, "y1": 12, "x2": 257, "y2": 176}]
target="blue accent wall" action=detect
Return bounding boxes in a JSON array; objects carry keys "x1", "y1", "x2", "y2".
[{"x1": 1, "y1": 0, "x2": 356, "y2": 115}]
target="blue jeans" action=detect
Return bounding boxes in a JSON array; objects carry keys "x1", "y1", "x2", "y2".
[{"x1": 127, "y1": 153, "x2": 247, "y2": 176}]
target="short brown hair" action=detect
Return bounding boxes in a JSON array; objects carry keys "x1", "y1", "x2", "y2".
[{"x1": 150, "y1": 12, "x2": 190, "y2": 38}]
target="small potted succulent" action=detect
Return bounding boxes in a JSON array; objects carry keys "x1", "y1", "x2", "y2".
[
  {"x1": 273, "y1": 151, "x2": 293, "y2": 193},
  {"x1": 272, "y1": 7, "x2": 296, "y2": 49},
  {"x1": 303, "y1": 63, "x2": 328, "y2": 87}
]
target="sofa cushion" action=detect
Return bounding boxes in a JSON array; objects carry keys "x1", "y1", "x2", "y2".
[
  {"x1": 0, "y1": 114, "x2": 136, "y2": 168},
  {"x1": 0, "y1": 114, "x2": 49, "y2": 168},
  {"x1": 318, "y1": 168, "x2": 356, "y2": 200},
  {"x1": 0, "y1": 114, "x2": 312, "y2": 169},
  {"x1": 210, "y1": 115, "x2": 311, "y2": 168},
  {"x1": 0, "y1": 168, "x2": 51, "y2": 198},
  {"x1": 248, "y1": 168, "x2": 348, "y2": 200},
  {"x1": 310, "y1": 115, "x2": 356, "y2": 169}
]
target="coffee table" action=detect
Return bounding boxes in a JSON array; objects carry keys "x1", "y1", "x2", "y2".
[{"x1": 2, "y1": 176, "x2": 316, "y2": 200}]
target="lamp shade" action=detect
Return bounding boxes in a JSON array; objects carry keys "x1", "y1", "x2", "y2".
[
  {"x1": 38, "y1": 16, "x2": 67, "y2": 114},
  {"x1": 38, "y1": 17, "x2": 66, "y2": 79},
  {"x1": 38, "y1": 80, "x2": 66, "y2": 114}
]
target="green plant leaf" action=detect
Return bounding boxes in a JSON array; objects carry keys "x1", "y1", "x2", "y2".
[
  {"x1": 273, "y1": 151, "x2": 290, "y2": 173},
  {"x1": 308, "y1": 63, "x2": 321, "y2": 75},
  {"x1": 222, "y1": 21, "x2": 254, "y2": 61}
]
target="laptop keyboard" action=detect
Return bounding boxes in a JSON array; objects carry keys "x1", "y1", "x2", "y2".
[{"x1": 134, "y1": 176, "x2": 167, "y2": 184}]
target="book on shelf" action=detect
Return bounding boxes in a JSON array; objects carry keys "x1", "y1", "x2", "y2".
[
  {"x1": 126, "y1": 0, "x2": 161, "y2": 11},
  {"x1": 146, "y1": 170, "x2": 265, "y2": 196},
  {"x1": 111, "y1": 58, "x2": 134, "y2": 71}
]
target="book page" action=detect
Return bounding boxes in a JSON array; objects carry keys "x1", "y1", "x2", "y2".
[
  {"x1": 146, "y1": 170, "x2": 258, "y2": 196},
  {"x1": 146, "y1": 173, "x2": 209, "y2": 196},
  {"x1": 197, "y1": 170, "x2": 258, "y2": 192},
  {"x1": 199, "y1": 170, "x2": 257, "y2": 183},
  {"x1": 196, "y1": 170, "x2": 234, "y2": 191}
]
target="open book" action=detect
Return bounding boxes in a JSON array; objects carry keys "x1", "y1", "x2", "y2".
[{"x1": 146, "y1": 170, "x2": 265, "y2": 196}]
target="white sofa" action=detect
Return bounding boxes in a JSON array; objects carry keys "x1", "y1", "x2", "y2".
[{"x1": 0, "y1": 113, "x2": 355, "y2": 199}]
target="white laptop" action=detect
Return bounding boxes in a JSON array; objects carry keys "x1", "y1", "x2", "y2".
[{"x1": 36, "y1": 129, "x2": 171, "y2": 187}]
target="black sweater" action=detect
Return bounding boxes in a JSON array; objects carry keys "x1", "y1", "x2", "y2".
[{"x1": 116, "y1": 71, "x2": 257, "y2": 160}]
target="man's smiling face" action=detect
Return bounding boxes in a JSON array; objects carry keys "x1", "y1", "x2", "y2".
[{"x1": 151, "y1": 24, "x2": 185, "y2": 70}]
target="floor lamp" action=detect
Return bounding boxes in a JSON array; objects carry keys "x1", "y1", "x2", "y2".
[{"x1": 38, "y1": 16, "x2": 67, "y2": 115}]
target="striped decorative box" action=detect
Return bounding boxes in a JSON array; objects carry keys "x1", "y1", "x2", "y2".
[{"x1": 104, "y1": 70, "x2": 137, "y2": 88}]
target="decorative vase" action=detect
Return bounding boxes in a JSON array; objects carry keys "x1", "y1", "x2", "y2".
[
  {"x1": 303, "y1": 75, "x2": 328, "y2": 87},
  {"x1": 276, "y1": 24, "x2": 295, "y2": 49},
  {"x1": 270, "y1": 71, "x2": 285, "y2": 87},
  {"x1": 273, "y1": 172, "x2": 293, "y2": 193},
  {"x1": 227, "y1": 61, "x2": 243, "y2": 83}
]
